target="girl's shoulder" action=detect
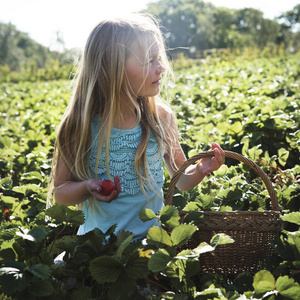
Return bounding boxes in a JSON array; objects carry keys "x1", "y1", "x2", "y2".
[
  {"x1": 156, "y1": 100, "x2": 173, "y2": 118},
  {"x1": 156, "y1": 100, "x2": 176, "y2": 128}
]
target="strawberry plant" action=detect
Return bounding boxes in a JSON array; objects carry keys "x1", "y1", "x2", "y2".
[{"x1": 1, "y1": 50, "x2": 300, "y2": 299}]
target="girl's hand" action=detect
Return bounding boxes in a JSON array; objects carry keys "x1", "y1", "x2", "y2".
[
  {"x1": 196, "y1": 143, "x2": 225, "y2": 176},
  {"x1": 86, "y1": 175, "x2": 121, "y2": 203}
]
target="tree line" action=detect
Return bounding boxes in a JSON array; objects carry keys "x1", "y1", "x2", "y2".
[
  {"x1": 0, "y1": 0, "x2": 299, "y2": 82},
  {"x1": 0, "y1": 23, "x2": 75, "y2": 82},
  {"x1": 144, "y1": 0, "x2": 300, "y2": 57}
]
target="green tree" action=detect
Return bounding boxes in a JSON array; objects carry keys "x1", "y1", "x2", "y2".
[
  {"x1": 276, "y1": 4, "x2": 300, "y2": 50},
  {"x1": 234, "y1": 8, "x2": 280, "y2": 48},
  {"x1": 0, "y1": 23, "x2": 24, "y2": 70},
  {"x1": 277, "y1": 4, "x2": 300, "y2": 29},
  {"x1": 146, "y1": 0, "x2": 216, "y2": 56},
  {"x1": 0, "y1": 22, "x2": 76, "y2": 82},
  {"x1": 213, "y1": 7, "x2": 248, "y2": 49},
  {"x1": 144, "y1": 0, "x2": 298, "y2": 55}
]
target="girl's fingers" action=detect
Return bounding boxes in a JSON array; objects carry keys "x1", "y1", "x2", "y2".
[
  {"x1": 114, "y1": 175, "x2": 122, "y2": 193},
  {"x1": 87, "y1": 179, "x2": 101, "y2": 193},
  {"x1": 210, "y1": 157, "x2": 218, "y2": 172},
  {"x1": 212, "y1": 143, "x2": 225, "y2": 164},
  {"x1": 93, "y1": 190, "x2": 118, "y2": 203}
]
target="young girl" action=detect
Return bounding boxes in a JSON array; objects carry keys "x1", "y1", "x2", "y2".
[{"x1": 49, "y1": 13, "x2": 225, "y2": 240}]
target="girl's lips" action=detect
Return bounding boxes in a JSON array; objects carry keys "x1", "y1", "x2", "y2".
[{"x1": 152, "y1": 78, "x2": 161, "y2": 84}]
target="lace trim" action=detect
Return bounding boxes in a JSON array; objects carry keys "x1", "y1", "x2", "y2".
[{"x1": 89, "y1": 119, "x2": 164, "y2": 195}]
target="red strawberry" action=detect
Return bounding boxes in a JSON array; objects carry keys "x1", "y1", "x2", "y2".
[{"x1": 101, "y1": 180, "x2": 116, "y2": 196}]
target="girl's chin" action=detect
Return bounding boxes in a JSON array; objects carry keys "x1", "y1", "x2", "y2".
[{"x1": 142, "y1": 88, "x2": 161, "y2": 98}]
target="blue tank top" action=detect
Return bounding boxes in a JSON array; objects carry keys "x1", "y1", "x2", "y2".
[{"x1": 77, "y1": 116, "x2": 164, "y2": 240}]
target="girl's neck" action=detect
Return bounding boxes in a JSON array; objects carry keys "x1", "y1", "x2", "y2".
[{"x1": 114, "y1": 102, "x2": 138, "y2": 130}]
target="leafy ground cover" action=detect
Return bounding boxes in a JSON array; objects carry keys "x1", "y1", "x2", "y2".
[{"x1": 0, "y1": 51, "x2": 300, "y2": 299}]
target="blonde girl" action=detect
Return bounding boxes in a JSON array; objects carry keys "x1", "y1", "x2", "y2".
[{"x1": 49, "y1": 13, "x2": 225, "y2": 240}]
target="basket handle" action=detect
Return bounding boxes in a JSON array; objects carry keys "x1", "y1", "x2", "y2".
[{"x1": 165, "y1": 150, "x2": 281, "y2": 211}]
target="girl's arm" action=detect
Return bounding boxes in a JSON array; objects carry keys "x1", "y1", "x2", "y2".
[
  {"x1": 162, "y1": 109, "x2": 225, "y2": 191},
  {"x1": 54, "y1": 158, "x2": 121, "y2": 206}
]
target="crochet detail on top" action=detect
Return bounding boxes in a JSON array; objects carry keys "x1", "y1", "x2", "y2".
[{"x1": 89, "y1": 117, "x2": 164, "y2": 195}]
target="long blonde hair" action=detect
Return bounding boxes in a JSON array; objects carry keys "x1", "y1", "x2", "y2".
[{"x1": 48, "y1": 13, "x2": 175, "y2": 208}]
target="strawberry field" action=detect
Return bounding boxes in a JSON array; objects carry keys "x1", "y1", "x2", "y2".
[{"x1": 0, "y1": 50, "x2": 300, "y2": 299}]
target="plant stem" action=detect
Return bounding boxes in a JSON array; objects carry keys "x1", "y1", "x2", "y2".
[
  {"x1": 146, "y1": 277, "x2": 169, "y2": 291},
  {"x1": 49, "y1": 223, "x2": 67, "y2": 253}
]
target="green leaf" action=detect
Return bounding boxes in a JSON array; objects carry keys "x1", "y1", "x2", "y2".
[
  {"x1": 276, "y1": 276, "x2": 300, "y2": 299},
  {"x1": 116, "y1": 234, "x2": 134, "y2": 258},
  {"x1": 107, "y1": 271, "x2": 136, "y2": 300},
  {"x1": 173, "y1": 257, "x2": 200, "y2": 278},
  {"x1": 71, "y1": 287, "x2": 92, "y2": 299},
  {"x1": 16, "y1": 227, "x2": 48, "y2": 243},
  {"x1": 171, "y1": 224, "x2": 197, "y2": 248},
  {"x1": 175, "y1": 249, "x2": 198, "y2": 260},
  {"x1": 197, "y1": 195, "x2": 214, "y2": 210},
  {"x1": 71, "y1": 286, "x2": 92, "y2": 300},
  {"x1": 125, "y1": 251, "x2": 149, "y2": 279},
  {"x1": 116, "y1": 230, "x2": 134, "y2": 246},
  {"x1": 28, "y1": 279, "x2": 54, "y2": 297},
  {"x1": 0, "y1": 228, "x2": 17, "y2": 242},
  {"x1": 253, "y1": 270, "x2": 275, "y2": 294},
  {"x1": 104, "y1": 224, "x2": 118, "y2": 236},
  {"x1": 147, "y1": 226, "x2": 172, "y2": 247},
  {"x1": 281, "y1": 212, "x2": 300, "y2": 226},
  {"x1": 12, "y1": 184, "x2": 40, "y2": 195},
  {"x1": 45, "y1": 203, "x2": 85, "y2": 225},
  {"x1": 28, "y1": 264, "x2": 51, "y2": 280},
  {"x1": 219, "y1": 205, "x2": 233, "y2": 212},
  {"x1": 248, "y1": 146, "x2": 263, "y2": 161},
  {"x1": 181, "y1": 211, "x2": 205, "y2": 224},
  {"x1": 0, "y1": 264, "x2": 27, "y2": 295},
  {"x1": 195, "y1": 286, "x2": 222, "y2": 299},
  {"x1": 159, "y1": 205, "x2": 181, "y2": 229},
  {"x1": 89, "y1": 256, "x2": 123, "y2": 283},
  {"x1": 0, "y1": 196, "x2": 17, "y2": 205},
  {"x1": 214, "y1": 164, "x2": 228, "y2": 177},
  {"x1": 278, "y1": 148, "x2": 289, "y2": 166},
  {"x1": 0, "y1": 248, "x2": 16, "y2": 262},
  {"x1": 0, "y1": 136, "x2": 12, "y2": 148},
  {"x1": 53, "y1": 235, "x2": 78, "y2": 254},
  {"x1": 193, "y1": 242, "x2": 215, "y2": 254},
  {"x1": 21, "y1": 171, "x2": 43, "y2": 182},
  {"x1": 148, "y1": 248, "x2": 172, "y2": 273},
  {"x1": 210, "y1": 233, "x2": 234, "y2": 247},
  {"x1": 0, "y1": 178, "x2": 13, "y2": 189},
  {"x1": 217, "y1": 188, "x2": 243, "y2": 202},
  {"x1": 287, "y1": 232, "x2": 300, "y2": 260},
  {"x1": 229, "y1": 121, "x2": 243, "y2": 134},
  {"x1": 139, "y1": 208, "x2": 157, "y2": 222},
  {"x1": 183, "y1": 201, "x2": 202, "y2": 211}
]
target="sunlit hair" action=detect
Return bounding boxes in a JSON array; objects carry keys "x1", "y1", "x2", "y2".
[{"x1": 48, "y1": 13, "x2": 178, "y2": 209}]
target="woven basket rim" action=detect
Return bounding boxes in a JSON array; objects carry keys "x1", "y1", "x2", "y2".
[
  {"x1": 165, "y1": 150, "x2": 281, "y2": 212},
  {"x1": 180, "y1": 210, "x2": 282, "y2": 214}
]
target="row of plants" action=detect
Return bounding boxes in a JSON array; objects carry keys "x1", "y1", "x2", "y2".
[
  {"x1": 0, "y1": 45, "x2": 293, "y2": 84},
  {"x1": 0, "y1": 60, "x2": 76, "y2": 84},
  {"x1": 0, "y1": 50, "x2": 300, "y2": 299}
]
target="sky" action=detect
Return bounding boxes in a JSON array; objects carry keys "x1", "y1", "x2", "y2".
[{"x1": 1, "y1": 0, "x2": 299, "y2": 50}]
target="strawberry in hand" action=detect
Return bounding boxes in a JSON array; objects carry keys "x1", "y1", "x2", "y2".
[{"x1": 100, "y1": 180, "x2": 117, "y2": 196}]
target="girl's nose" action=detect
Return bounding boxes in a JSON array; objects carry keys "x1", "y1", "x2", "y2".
[{"x1": 156, "y1": 62, "x2": 165, "y2": 74}]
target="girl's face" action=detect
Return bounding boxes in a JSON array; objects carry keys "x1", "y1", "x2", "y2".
[{"x1": 125, "y1": 39, "x2": 165, "y2": 99}]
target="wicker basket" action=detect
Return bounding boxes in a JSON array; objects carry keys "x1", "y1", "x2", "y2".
[{"x1": 165, "y1": 150, "x2": 283, "y2": 275}]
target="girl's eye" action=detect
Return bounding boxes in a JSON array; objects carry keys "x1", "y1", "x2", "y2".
[
  {"x1": 149, "y1": 54, "x2": 160, "y2": 64},
  {"x1": 146, "y1": 57, "x2": 155, "y2": 64},
  {"x1": 145, "y1": 55, "x2": 160, "y2": 65}
]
